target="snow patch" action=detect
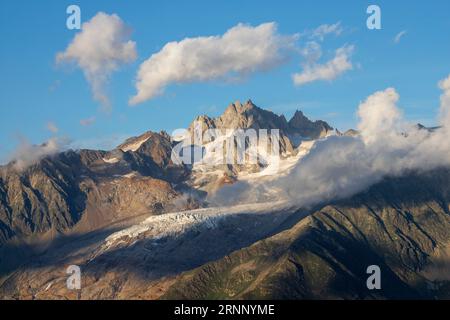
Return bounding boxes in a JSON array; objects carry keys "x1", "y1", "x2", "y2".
[
  {"x1": 120, "y1": 136, "x2": 150, "y2": 152},
  {"x1": 44, "y1": 281, "x2": 53, "y2": 291},
  {"x1": 103, "y1": 157, "x2": 119, "y2": 164},
  {"x1": 239, "y1": 140, "x2": 316, "y2": 180}
]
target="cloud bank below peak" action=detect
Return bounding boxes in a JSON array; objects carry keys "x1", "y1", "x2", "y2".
[
  {"x1": 129, "y1": 22, "x2": 298, "y2": 105},
  {"x1": 57, "y1": 12, "x2": 137, "y2": 111},
  {"x1": 6, "y1": 137, "x2": 68, "y2": 171},
  {"x1": 212, "y1": 74, "x2": 450, "y2": 209}
]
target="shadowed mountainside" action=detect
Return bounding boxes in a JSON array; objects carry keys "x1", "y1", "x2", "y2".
[
  {"x1": 163, "y1": 169, "x2": 450, "y2": 299},
  {"x1": 0, "y1": 132, "x2": 190, "y2": 247},
  {"x1": 1, "y1": 101, "x2": 447, "y2": 300},
  {"x1": 0, "y1": 102, "x2": 331, "y2": 246},
  {"x1": 1, "y1": 169, "x2": 448, "y2": 299}
]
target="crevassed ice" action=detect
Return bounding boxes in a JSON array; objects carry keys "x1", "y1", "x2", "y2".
[{"x1": 102, "y1": 201, "x2": 290, "y2": 250}]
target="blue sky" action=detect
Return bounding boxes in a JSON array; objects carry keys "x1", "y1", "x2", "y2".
[{"x1": 1, "y1": 0, "x2": 449, "y2": 163}]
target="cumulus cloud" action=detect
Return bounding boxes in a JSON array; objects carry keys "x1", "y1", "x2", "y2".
[
  {"x1": 310, "y1": 22, "x2": 343, "y2": 41},
  {"x1": 293, "y1": 45, "x2": 354, "y2": 85},
  {"x1": 130, "y1": 22, "x2": 298, "y2": 105},
  {"x1": 8, "y1": 137, "x2": 66, "y2": 171},
  {"x1": 357, "y1": 87, "x2": 403, "y2": 144},
  {"x1": 212, "y1": 75, "x2": 450, "y2": 208},
  {"x1": 46, "y1": 122, "x2": 59, "y2": 134},
  {"x1": 394, "y1": 30, "x2": 407, "y2": 44},
  {"x1": 299, "y1": 41, "x2": 323, "y2": 64},
  {"x1": 57, "y1": 12, "x2": 137, "y2": 110}
]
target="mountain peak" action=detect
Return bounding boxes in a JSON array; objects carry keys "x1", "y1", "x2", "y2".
[
  {"x1": 288, "y1": 109, "x2": 333, "y2": 139},
  {"x1": 245, "y1": 99, "x2": 255, "y2": 107},
  {"x1": 188, "y1": 100, "x2": 334, "y2": 141},
  {"x1": 290, "y1": 110, "x2": 307, "y2": 122},
  {"x1": 225, "y1": 99, "x2": 256, "y2": 115}
]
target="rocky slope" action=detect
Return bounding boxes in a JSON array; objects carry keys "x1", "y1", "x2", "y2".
[
  {"x1": 0, "y1": 101, "x2": 331, "y2": 249},
  {"x1": 162, "y1": 169, "x2": 450, "y2": 299},
  {"x1": 0, "y1": 201, "x2": 303, "y2": 299},
  {"x1": 1, "y1": 169, "x2": 448, "y2": 299},
  {"x1": 184, "y1": 100, "x2": 334, "y2": 192},
  {"x1": 3, "y1": 100, "x2": 447, "y2": 300},
  {"x1": 189, "y1": 100, "x2": 333, "y2": 149},
  {"x1": 0, "y1": 131, "x2": 190, "y2": 249},
  {"x1": 288, "y1": 110, "x2": 333, "y2": 140},
  {"x1": 0, "y1": 101, "x2": 330, "y2": 270},
  {"x1": 0, "y1": 100, "x2": 329, "y2": 248}
]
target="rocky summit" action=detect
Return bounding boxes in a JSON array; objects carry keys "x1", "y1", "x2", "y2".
[{"x1": 0, "y1": 100, "x2": 449, "y2": 300}]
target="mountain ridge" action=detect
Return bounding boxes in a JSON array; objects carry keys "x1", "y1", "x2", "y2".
[
  {"x1": 0, "y1": 101, "x2": 331, "y2": 247},
  {"x1": 1, "y1": 100, "x2": 448, "y2": 300},
  {"x1": 162, "y1": 169, "x2": 450, "y2": 299}
]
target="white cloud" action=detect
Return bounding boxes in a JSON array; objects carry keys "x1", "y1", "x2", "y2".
[
  {"x1": 293, "y1": 45, "x2": 354, "y2": 86},
  {"x1": 357, "y1": 87, "x2": 403, "y2": 144},
  {"x1": 57, "y1": 12, "x2": 137, "y2": 111},
  {"x1": 130, "y1": 22, "x2": 298, "y2": 105},
  {"x1": 6, "y1": 132, "x2": 131, "y2": 170},
  {"x1": 80, "y1": 116, "x2": 96, "y2": 127},
  {"x1": 212, "y1": 75, "x2": 450, "y2": 208},
  {"x1": 9, "y1": 137, "x2": 66, "y2": 171},
  {"x1": 310, "y1": 22, "x2": 343, "y2": 41},
  {"x1": 46, "y1": 122, "x2": 59, "y2": 134},
  {"x1": 394, "y1": 30, "x2": 407, "y2": 44},
  {"x1": 299, "y1": 41, "x2": 322, "y2": 64}
]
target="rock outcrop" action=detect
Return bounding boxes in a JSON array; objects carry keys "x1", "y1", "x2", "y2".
[{"x1": 0, "y1": 131, "x2": 188, "y2": 247}]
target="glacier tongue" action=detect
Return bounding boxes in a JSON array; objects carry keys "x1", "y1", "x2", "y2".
[{"x1": 96, "y1": 201, "x2": 294, "y2": 256}]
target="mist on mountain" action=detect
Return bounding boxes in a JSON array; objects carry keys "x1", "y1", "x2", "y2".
[{"x1": 212, "y1": 76, "x2": 450, "y2": 209}]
